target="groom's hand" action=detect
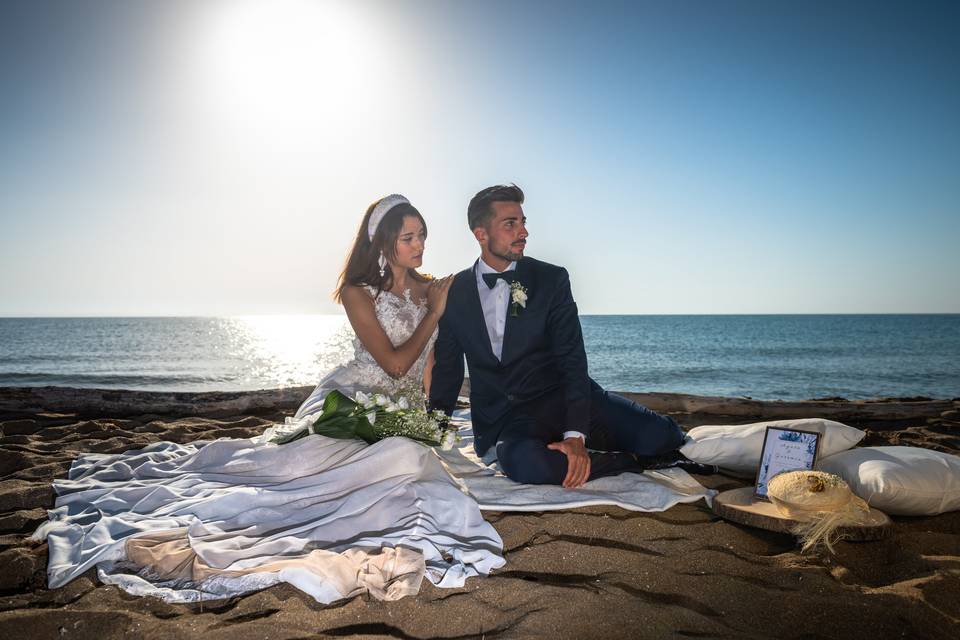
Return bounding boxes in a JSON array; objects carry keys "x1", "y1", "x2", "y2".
[{"x1": 547, "y1": 437, "x2": 591, "y2": 488}]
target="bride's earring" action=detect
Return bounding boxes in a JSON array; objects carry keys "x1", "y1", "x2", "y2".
[{"x1": 378, "y1": 252, "x2": 387, "y2": 278}]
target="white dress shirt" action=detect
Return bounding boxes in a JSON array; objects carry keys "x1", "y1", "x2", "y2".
[
  {"x1": 474, "y1": 257, "x2": 515, "y2": 361},
  {"x1": 475, "y1": 257, "x2": 586, "y2": 443}
]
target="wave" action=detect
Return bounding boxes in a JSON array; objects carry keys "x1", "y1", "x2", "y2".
[{"x1": 0, "y1": 354, "x2": 91, "y2": 365}]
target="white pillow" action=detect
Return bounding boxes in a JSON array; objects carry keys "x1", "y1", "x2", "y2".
[
  {"x1": 818, "y1": 446, "x2": 960, "y2": 516},
  {"x1": 679, "y1": 418, "x2": 865, "y2": 473}
]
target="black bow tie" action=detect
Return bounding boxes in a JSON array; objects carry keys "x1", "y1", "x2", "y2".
[{"x1": 482, "y1": 271, "x2": 516, "y2": 289}]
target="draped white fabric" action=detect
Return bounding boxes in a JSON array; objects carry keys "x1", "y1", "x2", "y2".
[
  {"x1": 31, "y1": 289, "x2": 477, "y2": 604},
  {"x1": 438, "y1": 410, "x2": 716, "y2": 512},
  {"x1": 32, "y1": 411, "x2": 713, "y2": 604},
  {"x1": 33, "y1": 432, "x2": 504, "y2": 603}
]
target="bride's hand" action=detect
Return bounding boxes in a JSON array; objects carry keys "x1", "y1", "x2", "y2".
[{"x1": 426, "y1": 275, "x2": 454, "y2": 318}]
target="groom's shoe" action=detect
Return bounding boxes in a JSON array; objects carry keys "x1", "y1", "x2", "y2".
[{"x1": 633, "y1": 450, "x2": 719, "y2": 476}]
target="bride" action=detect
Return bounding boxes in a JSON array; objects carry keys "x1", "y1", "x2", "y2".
[
  {"x1": 33, "y1": 195, "x2": 504, "y2": 604},
  {"x1": 292, "y1": 193, "x2": 451, "y2": 422}
]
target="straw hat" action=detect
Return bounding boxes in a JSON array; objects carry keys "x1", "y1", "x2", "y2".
[{"x1": 766, "y1": 470, "x2": 872, "y2": 553}]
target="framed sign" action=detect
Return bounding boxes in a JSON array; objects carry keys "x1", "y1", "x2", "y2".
[{"x1": 754, "y1": 427, "x2": 821, "y2": 500}]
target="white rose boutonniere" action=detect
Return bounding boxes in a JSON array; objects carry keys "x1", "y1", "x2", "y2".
[{"x1": 509, "y1": 281, "x2": 528, "y2": 317}]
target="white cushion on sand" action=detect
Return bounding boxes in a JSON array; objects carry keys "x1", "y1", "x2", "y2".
[
  {"x1": 679, "y1": 418, "x2": 865, "y2": 473},
  {"x1": 818, "y1": 446, "x2": 960, "y2": 516}
]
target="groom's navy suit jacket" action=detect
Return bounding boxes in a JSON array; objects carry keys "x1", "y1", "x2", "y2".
[{"x1": 428, "y1": 257, "x2": 595, "y2": 456}]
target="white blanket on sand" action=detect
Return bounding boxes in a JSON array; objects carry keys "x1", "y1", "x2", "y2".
[
  {"x1": 33, "y1": 410, "x2": 713, "y2": 604},
  {"x1": 439, "y1": 410, "x2": 716, "y2": 512}
]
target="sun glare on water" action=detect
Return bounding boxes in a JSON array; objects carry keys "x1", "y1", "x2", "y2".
[{"x1": 225, "y1": 315, "x2": 352, "y2": 389}]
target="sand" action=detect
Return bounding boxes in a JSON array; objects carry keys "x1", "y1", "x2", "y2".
[{"x1": 0, "y1": 387, "x2": 957, "y2": 639}]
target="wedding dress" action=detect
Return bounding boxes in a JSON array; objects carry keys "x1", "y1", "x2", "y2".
[
  {"x1": 293, "y1": 287, "x2": 438, "y2": 421},
  {"x1": 33, "y1": 287, "x2": 504, "y2": 604}
]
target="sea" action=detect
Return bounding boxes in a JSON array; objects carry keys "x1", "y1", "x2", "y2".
[{"x1": 0, "y1": 315, "x2": 958, "y2": 401}]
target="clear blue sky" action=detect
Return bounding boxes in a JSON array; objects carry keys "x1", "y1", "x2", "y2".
[{"x1": 1, "y1": 0, "x2": 958, "y2": 315}]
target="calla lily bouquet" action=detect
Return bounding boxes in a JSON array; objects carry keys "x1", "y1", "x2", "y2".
[{"x1": 271, "y1": 389, "x2": 459, "y2": 449}]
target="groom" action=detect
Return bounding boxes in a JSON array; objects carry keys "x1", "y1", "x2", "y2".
[{"x1": 429, "y1": 185, "x2": 706, "y2": 488}]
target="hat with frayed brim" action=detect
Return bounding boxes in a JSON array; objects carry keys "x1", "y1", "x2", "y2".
[{"x1": 713, "y1": 471, "x2": 891, "y2": 550}]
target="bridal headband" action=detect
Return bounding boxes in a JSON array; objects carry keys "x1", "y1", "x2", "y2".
[{"x1": 367, "y1": 194, "x2": 410, "y2": 241}]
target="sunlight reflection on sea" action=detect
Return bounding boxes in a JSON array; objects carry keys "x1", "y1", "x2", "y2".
[
  {"x1": 1, "y1": 315, "x2": 958, "y2": 399},
  {"x1": 222, "y1": 315, "x2": 354, "y2": 389}
]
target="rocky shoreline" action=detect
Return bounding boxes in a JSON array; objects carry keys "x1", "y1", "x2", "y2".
[
  {"x1": 1, "y1": 384, "x2": 954, "y2": 421},
  {"x1": 0, "y1": 387, "x2": 958, "y2": 639}
]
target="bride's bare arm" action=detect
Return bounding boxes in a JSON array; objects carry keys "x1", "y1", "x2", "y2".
[
  {"x1": 423, "y1": 348, "x2": 435, "y2": 398},
  {"x1": 341, "y1": 278, "x2": 452, "y2": 379}
]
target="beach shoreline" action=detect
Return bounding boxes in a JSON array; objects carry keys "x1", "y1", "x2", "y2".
[
  {"x1": 1, "y1": 387, "x2": 957, "y2": 639},
  {"x1": 1, "y1": 384, "x2": 955, "y2": 420}
]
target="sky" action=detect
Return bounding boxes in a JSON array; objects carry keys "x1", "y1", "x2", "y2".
[{"x1": 1, "y1": 0, "x2": 958, "y2": 316}]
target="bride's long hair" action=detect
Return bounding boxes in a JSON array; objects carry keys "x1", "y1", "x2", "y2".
[{"x1": 334, "y1": 198, "x2": 431, "y2": 303}]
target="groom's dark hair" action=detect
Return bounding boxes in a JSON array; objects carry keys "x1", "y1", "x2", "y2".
[{"x1": 468, "y1": 184, "x2": 524, "y2": 230}]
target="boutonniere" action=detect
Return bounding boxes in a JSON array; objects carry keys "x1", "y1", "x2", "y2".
[{"x1": 509, "y1": 281, "x2": 528, "y2": 317}]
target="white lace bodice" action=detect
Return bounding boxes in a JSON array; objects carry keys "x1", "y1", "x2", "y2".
[
  {"x1": 351, "y1": 287, "x2": 437, "y2": 394},
  {"x1": 293, "y1": 286, "x2": 437, "y2": 419}
]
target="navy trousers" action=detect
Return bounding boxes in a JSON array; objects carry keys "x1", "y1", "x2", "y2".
[{"x1": 495, "y1": 382, "x2": 685, "y2": 485}]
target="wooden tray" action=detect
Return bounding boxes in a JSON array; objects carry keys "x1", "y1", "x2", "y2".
[{"x1": 712, "y1": 486, "x2": 892, "y2": 541}]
